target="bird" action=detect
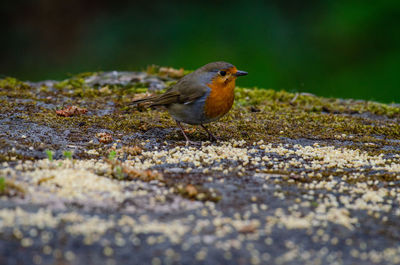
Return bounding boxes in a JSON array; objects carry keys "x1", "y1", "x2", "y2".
[{"x1": 131, "y1": 61, "x2": 248, "y2": 144}]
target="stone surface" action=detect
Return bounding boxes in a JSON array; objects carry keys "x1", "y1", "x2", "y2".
[{"x1": 0, "y1": 70, "x2": 400, "y2": 265}]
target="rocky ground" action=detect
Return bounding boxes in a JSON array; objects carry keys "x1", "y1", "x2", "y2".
[{"x1": 0, "y1": 67, "x2": 400, "y2": 265}]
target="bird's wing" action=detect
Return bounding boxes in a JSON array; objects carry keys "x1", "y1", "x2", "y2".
[
  {"x1": 131, "y1": 78, "x2": 208, "y2": 107},
  {"x1": 171, "y1": 78, "x2": 208, "y2": 104}
]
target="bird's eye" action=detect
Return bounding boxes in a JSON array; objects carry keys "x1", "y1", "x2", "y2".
[{"x1": 219, "y1": 71, "x2": 226, "y2": 76}]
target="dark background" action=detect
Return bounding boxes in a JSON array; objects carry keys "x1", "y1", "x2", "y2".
[{"x1": 2, "y1": 0, "x2": 400, "y2": 103}]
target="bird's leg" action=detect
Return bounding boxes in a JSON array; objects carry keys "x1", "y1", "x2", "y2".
[
  {"x1": 176, "y1": 121, "x2": 194, "y2": 145},
  {"x1": 200, "y1": 124, "x2": 218, "y2": 142}
]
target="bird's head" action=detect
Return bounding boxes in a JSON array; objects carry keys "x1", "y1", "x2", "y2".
[{"x1": 197, "y1": 61, "x2": 248, "y2": 87}]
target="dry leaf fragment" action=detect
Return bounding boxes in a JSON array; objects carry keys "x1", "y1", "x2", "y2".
[
  {"x1": 159, "y1": 67, "x2": 185, "y2": 78},
  {"x1": 238, "y1": 223, "x2": 257, "y2": 234},
  {"x1": 131, "y1": 92, "x2": 153, "y2": 101},
  {"x1": 185, "y1": 184, "x2": 198, "y2": 197},
  {"x1": 56, "y1": 106, "x2": 88, "y2": 117},
  {"x1": 96, "y1": 132, "x2": 113, "y2": 144},
  {"x1": 122, "y1": 167, "x2": 162, "y2": 182},
  {"x1": 122, "y1": 146, "x2": 142, "y2": 156}
]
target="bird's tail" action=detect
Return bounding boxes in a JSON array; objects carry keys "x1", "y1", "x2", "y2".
[
  {"x1": 130, "y1": 91, "x2": 180, "y2": 107},
  {"x1": 129, "y1": 95, "x2": 158, "y2": 106}
]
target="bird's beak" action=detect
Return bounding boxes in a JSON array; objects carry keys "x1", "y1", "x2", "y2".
[{"x1": 234, "y1": 70, "x2": 248, "y2": 77}]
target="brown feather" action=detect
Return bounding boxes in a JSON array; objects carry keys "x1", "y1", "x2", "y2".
[
  {"x1": 130, "y1": 72, "x2": 208, "y2": 107},
  {"x1": 148, "y1": 91, "x2": 181, "y2": 106},
  {"x1": 130, "y1": 95, "x2": 158, "y2": 105}
]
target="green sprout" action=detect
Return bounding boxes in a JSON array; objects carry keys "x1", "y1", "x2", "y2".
[
  {"x1": 45, "y1": 150, "x2": 53, "y2": 161},
  {"x1": 63, "y1": 150, "x2": 73, "y2": 160},
  {"x1": 0, "y1": 177, "x2": 5, "y2": 193},
  {"x1": 115, "y1": 166, "x2": 124, "y2": 180},
  {"x1": 108, "y1": 150, "x2": 117, "y2": 160}
]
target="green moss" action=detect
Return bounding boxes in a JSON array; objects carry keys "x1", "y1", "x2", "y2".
[
  {"x1": 22, "y1": 88, "x2": 399, "y2": 159},
  {"x1": 3, "y1": 72, "x2": 400, "y2": 162},
  {"x1": 235, "y1": 88, "x2": 400, "y2": 118},
  {"x1": 146, "y1": 64, "x2": 192, "y2": 77},
  {"x1": 53, "y1": 74, "x2": 159, "y2": 99},
  {"x1": 0, "y1": 151, "x2": 35, "y2": 162},
  {"x1": 0, "y1": 77, "x2": 31, "y2": 90}
]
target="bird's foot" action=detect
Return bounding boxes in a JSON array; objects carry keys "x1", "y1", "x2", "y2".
[
  {"x1": 200, "y1": 124, "x2": 219, "y2": 142},
  {"x1": 208, "y1": 134, "x2": 219, "y2": 142}
]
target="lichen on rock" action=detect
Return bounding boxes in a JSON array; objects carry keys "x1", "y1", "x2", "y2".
[{"x1": 0, "y1": 68, "x2": 400, "y2": 265}]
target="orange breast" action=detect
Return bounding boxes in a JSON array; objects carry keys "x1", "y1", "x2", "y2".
[{"x1": 204, "y1": 80, "x2": 235, "y2": 119}]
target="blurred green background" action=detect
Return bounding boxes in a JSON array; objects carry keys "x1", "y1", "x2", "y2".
[{"x1": 1, "y1": 0, "x2": 399, "y2": 103}]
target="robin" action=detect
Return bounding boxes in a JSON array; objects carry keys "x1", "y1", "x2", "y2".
[{"x1": 131, "y1": 61, "x2": 248, "y2": 144}]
